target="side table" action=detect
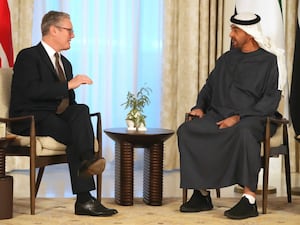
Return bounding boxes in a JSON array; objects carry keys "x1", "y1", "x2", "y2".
[
  {"x1": 0, "y1": 134, "x2": 16, "y2": 219},
  {"x1": 104, "y1": 128, "x2": 174, "y2": 206}
]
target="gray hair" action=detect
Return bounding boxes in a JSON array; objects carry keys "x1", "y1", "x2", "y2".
[{"x1": 41, "y1": 11, "x2": 70, "y2": 36}]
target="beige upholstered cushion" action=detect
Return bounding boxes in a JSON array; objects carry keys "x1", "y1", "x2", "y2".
[
  {"x1": 260, "y1": 126, "x2": 282, "y2": 155},
  {"x1": 270, "y1": 126, "x2": 283, "y2": 147},
  {"x1": 9, "y1": 133, "x2": 67, "y2": 156},
  {"x1": 269, "y1": 96, "x2": 285, "y2": 148},
  {"x1": 10, "y1": 133, "x2": 98, "y2": 156},
  {"x1": 0, "y1": 68, "x2": 98, "y2": 156}
]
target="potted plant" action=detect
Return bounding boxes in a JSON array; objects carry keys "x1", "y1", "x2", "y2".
[{"x1": 122, "y1": 86, "x2": 151, "y2": 131}]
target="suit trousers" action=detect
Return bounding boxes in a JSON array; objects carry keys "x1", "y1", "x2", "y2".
[{"x1": 59, "y1": 104, "x2": 96, "y2": 194}]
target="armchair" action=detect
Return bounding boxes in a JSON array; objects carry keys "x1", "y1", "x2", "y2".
[
  {"x1": 0, "y1": 68, "x2": 103, "y2": 215},
  {"x1": 182, "y1": 103, "x2": 292, "y2": 214}
]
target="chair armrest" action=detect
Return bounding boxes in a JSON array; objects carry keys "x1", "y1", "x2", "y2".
[
  {"x1": 268, "y1": 117, "x2": 289, "y2": 126},
  {"x1": 0, "y1": 115, "x2": 37, "y2": 157},
  {"x1": 266, "y1": 116, "x2": 289, "y2": 141},
  {"x1": 0, "y1": 115, "x2": 34, "y2": 123},
  {"x1": 185, "y1": 113, "x2": 199, "y2": 121},
  {"x1": 89, "y1": 112, "x2": 102, "y2": 158},
  {"x1": 264, "y1": 116, "x2": 289, "y2": 157}
]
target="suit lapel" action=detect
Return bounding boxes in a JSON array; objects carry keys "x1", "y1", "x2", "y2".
[
  {"x1": 61, "y1": 55, "x2": 72, "y2": 81},
  {"x1": 36, "y1": 43, "x2": 58, "y2": 78},
  {"x1": 37, "y1": 43, "x2": 72, "y2": 81}
]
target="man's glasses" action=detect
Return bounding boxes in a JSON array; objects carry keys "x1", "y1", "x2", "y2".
[{"x1": 55, "y1": 25, "x2": 74, "y2": 34}]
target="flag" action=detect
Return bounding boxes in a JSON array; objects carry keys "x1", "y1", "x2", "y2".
[
  {"x1": 235, "y1": 0, "x2": 289, "y2": 119},
  {"x1": 290, "y1": 1, "x2": 300, "y2": 136},
  {"x1": 0, "y1": 0, "x2": 14, "y2": 68}
]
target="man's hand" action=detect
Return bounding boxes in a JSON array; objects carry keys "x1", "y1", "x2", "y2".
[
  {"x1": 190, "y1": 108, "x2": 205, "y2": 118},
  {"x1": 68, "y1": 74, "x2": 93, "y2": 90},
  {"x1": 216, "y1": 115, "x2": 240, "y2": 129}
]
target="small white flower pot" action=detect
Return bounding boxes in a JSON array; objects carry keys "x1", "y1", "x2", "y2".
[
  {"x1": 126, "y1": 120, "x2": 136, "y2": 130},
  {"x1": 137, "y1": 123, "x2": 147, "y2": 131}
]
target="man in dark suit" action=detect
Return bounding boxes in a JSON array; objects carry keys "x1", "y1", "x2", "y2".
[{"x1": 9, "y1": 10, "x2": 118, "y2": 216}]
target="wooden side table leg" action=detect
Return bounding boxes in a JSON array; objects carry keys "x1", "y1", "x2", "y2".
[
  {"x1": 143, "y1": 143, "x2": 163, "y2": 205},
  {"x1": 0, "y1": 176, "x2": 13, "y2": 219},
  {"x1": 0, "y1": 148, "x2": 13, "y2": 219},
  {"x1": 0, "y1": 149, "x2": 5, "y2": 177},
  {"x1": 115, "y1": 141, "x2": 134, "y2": 205}
]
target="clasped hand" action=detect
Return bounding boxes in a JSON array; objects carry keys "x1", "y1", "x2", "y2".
[
  {"x1": 190, "y1": 109, "x2": 240, "y2": 129},
  {"x1": 216, "y1": 115, "x2": 240, "y2": 129}
]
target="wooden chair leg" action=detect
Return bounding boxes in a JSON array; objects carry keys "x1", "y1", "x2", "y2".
[
  {"x1": 97, "y1": 173, "x2": 102, "y2": 202},
  {"x1": 262, "y1": 164, "x2": 268, "y2": 214},
  {"x1": 30, "y1": 163, "x2": 36, "y2": 215},
  {"x1": 216, "y1": 188, "x2": 220, "y2": 198},
  {"x1": 262, "y1": 153, "x2": 270, "y2": 214},
  {"x1": 296, "y1": 140, "x2": 299, "y2": 173},
  {"x1": 29, "y1": 116, "x2": 36, "y2": 215},
  {"x1": 284, "y1": 153, "x2": 292, "y2": 202},
  {"x1": 182, "y1": 188, "x2": 187, "y2": 203},
  {"x1": 35, "y1": 167, "x2": 45, "y2": 197}
]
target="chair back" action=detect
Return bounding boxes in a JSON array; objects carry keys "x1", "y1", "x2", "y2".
[
  {"x1": 0, "y1": 68, "x2": 13, "y2": 118},
  {"x1": 269, "y1": 95, "x2": 285, "y2": 148}
]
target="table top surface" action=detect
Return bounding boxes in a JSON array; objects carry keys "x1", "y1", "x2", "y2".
[
  {"x1": 104, "y1": 128, "x2": 174, "y2": 136},
  {"x1": 104, "y1": 128, "x2": 174, "y2": 146}
]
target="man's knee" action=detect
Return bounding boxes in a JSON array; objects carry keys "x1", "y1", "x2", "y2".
[
  {"x1": 74, "y1": 104, "x2": 89, "y2": 112},
  {"x1": 177, "y1": 122, "x2": 187, "y2": 137},
  {"x1": 71, "y1": 104, "x2": 90, "y2": 115}
]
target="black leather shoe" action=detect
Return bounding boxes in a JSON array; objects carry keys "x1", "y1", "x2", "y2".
[
  {"x1": 75, "y1": 197, "x2": 118, "y2": 216},
  {"x1": 224, "y1": 196, "x2": 258, "y2": 219},
  {"x1": 78, "y1": 157, "x2": 106, "y2": 177}
]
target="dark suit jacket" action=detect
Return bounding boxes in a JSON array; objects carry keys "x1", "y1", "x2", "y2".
[{"x1": 9, "y1": 42, "x2": 76, "y2": 131}]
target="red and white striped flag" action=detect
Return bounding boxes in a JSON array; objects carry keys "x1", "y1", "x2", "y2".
[{"x1": 0, "y1": 0, "x2": 14, "y2": 68}]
